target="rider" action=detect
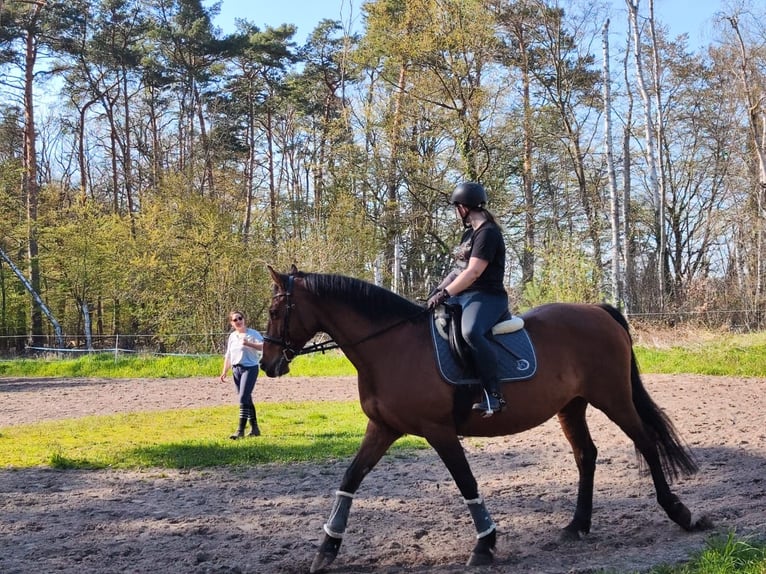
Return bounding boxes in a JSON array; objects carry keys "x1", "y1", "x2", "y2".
[{"x1": 427, "y1": 182, "x2": 509, "y2": 417}]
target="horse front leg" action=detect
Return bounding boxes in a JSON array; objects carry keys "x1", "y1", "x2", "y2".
[
  {"x1": 310, "y1": 419, "x2": 401, "y2": 574},
  {"x1": 426, "y1": 432, "x2": 498, "y2": 567}
]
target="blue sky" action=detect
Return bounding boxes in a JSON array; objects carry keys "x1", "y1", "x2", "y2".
[
  {"x1": 210, "y1": 0, "x2": 723, "y2": 48},
  {"x1": 211, "y1": 0, "x2": 359, "y2": 42}
]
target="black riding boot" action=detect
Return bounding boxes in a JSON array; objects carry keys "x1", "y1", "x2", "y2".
[
  {"x1": 472, "y1": 379, "x2": 506, "y2": 417},
  {"x1": 230, "y1": 407, "x2": 248, "y2": 439},
  {"x1": 247, "y1": 405, "x2": 260, "y2": 437}
]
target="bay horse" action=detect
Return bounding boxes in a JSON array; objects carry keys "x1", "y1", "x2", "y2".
[{"x1": 260, "y1": 265, "x2": 710, "y2": 573}]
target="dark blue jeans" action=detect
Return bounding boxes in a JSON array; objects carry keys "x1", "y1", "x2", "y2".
[{"x1": 455, "y1": 290, "x2": 509, "y2": 387}]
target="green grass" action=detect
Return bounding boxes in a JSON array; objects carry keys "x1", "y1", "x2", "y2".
[
  {"x1": 0, "y1": 401, "x2": 426, "y2": 469},
  {"x1": 634, "y1": 334, "x2": 766, "y2": 377},
  {"x1": 644, "y1": 533, "x2": 766, "y2": 574},
  {"x1": 0, "y1": 348, "x2": 355, "y2": 378}
]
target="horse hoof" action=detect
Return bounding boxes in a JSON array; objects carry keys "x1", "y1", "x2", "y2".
[
  {"x1": 559, "y1": 527, "x2": 582, "y2": 542},
  {"x1": 310, "y1": 535, "x2": 342, "y2": 573},
  {"x1": 310, "y1": 551, "x2": 336, "y2": 574},
  {"x1": 467, "y1": 550, "x2": 494, "y2": 566},
  {"x1": 691, "y1": 514, "x2": 714, "y2": 531}
]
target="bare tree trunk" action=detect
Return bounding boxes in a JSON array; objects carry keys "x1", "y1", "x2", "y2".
[
  {"x1": 383, "y1": 64, "x2": 407, "y2": 290},
  {"x1": 622, "y1": 10, "x2": 635, "y2": 312},
  {"x1": 519, "y1": 22, "x2": 535, "y2": 287},
  {"x1": 122, "y1": 70, "x2": 136, "y2": 228},
  {"x1": 76, "y1": 98, "x2": 98, "y2": 203},
  {"x1": 266, "y1": 105, "x2": 278, "y2": 252},
  {"x1": 22, "y1": 2, "x2": 42, "y2": 346},
  {"x1": 82, "y1": 301, "x2": 92, "y2": 350},
  {"x1": 149, "y1": 85, "x2": 163, "y2": 188},
  {"x1": 193, "y1": 83, "x2": 215, "y2": 196},
  {"x1": 602, "y1": 19, "x2": 622, "y2": 309},
  {"x1": 243, "y1": 81, "x2": 256, "y2": 242},
  {"x1": 648, "y1": 0, "x2": 669, "y2": 302},
  {"x1": 108, "y1": 102, "x2": 120, "y2": 212},
  {"x1": 728, "y1": 15, "x2": 766, "y2": 302},
  {"x1": 627, "y1": 0, "x2": 663, "y2": 309}
]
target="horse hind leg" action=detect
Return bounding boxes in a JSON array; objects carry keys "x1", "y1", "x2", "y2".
[
  {"x1": 632, "y1": 428, "x2": 712, "y2": 531},
  {"x1": 601, "y1": 402, "x2": 712, "y2": 532},
  {"x1": 557, "y1": 398, "x2": 597, "y2": 540},
  {"x1": 310, "y1": 420, "x2": 402, "y2": 574}
]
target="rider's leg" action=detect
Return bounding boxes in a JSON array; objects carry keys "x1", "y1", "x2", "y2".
[{"x1": 460, "y1": 292, "x2": 509, "y2": 416}]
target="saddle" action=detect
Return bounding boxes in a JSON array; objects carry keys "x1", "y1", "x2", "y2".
[{"x1": 431, "y1": 304, "x2": 537, "y2": 386}]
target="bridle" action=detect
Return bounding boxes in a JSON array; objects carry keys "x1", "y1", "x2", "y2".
[
  {"x1": 263, "y1": 272, "x2": 428, "y2": 365},
  {"x1": 263, "y1": 274, "x2": 340, "y2": 363}
]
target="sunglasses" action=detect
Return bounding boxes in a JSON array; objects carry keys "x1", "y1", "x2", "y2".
[{"x1": 231, "y1": 316, "x2": 243, "y2": 322}]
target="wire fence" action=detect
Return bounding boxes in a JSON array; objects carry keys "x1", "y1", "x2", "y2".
[
  {"x1": 626, "y1": 307, "x2": 766, "y2": 333},
  {"x1": 0, "y1": 333, "x2": 228, "y2": 359},
  {"x1": 1, "y1": 308, "x2": 765, "y2": 359}
]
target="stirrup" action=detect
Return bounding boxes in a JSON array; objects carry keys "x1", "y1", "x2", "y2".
[{"x1": 472, "y1": 390, "x2": 506, "y2": 418}]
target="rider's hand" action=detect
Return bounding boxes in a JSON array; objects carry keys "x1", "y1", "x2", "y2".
[{"x1": 427, "y1": 288, "x2": 450, "y2": 310}]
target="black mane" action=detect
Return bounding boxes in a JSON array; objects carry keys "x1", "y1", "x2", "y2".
[{"x1": 300, "y1": 272, "x2": 425, "y2": 323}]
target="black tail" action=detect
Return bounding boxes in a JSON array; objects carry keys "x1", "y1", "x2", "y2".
[{"x1": 599, "y1": 304, "x2": 698, "y2": 481}]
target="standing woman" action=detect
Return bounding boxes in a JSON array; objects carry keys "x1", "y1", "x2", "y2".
[
  {"x1": 427, "y1": 182, "x2": 509, "y2": 417},
  {"x1": 220, "y1": 311, "x2": 264, "y2": 439}
]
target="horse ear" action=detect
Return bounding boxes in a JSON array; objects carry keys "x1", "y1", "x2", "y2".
[
  {"x1": 290, "y1": 263, "x2": 299, "y2": 275},
  {"x1": 267, "y1": 265, "x2": 284, "y2": 289}
]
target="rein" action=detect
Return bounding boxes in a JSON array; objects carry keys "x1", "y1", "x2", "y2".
[{"x1": 263, "y1": 273, "x2": 428, "y2": 361}]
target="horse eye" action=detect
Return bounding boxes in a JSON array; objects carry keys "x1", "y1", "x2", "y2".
[{"x1": 269, "y1": 309, "x2": 279, "y2": 320}]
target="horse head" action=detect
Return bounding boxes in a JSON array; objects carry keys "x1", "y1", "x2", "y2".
[{"x1": 261, "y1": 264, "x2": 319, "y2": 377}]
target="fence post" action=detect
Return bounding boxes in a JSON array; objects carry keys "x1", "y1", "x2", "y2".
[{"x1": 114, "y1": 334, "x2": 119, "y2": 362}]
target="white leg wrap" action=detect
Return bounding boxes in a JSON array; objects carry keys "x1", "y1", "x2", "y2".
[
  {"x1": 465, "y1": 496, "x2": 496, "y2": 539},
  {"x1": 323, "y1": 490, "x2": 355, "y2": 539}
]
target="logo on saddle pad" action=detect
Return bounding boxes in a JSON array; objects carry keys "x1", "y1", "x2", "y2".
[{"x1": 430, "y1": 305, "x2": 537, "y2": 386}]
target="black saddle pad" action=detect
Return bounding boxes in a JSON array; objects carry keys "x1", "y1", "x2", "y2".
[{"x1": 430, "y1": 314, "x2": 537, "y2": 386}]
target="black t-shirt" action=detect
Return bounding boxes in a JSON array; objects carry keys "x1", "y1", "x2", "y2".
[{"x1": 451, "y1": 221, "x2": 506, "y2": 294}]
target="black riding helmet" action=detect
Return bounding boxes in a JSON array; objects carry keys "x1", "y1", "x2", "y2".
[{"x1": 450, "y1": 181, "x2": 487, "y2": 209}]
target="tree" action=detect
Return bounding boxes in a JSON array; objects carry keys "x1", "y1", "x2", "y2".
[
  {"x1": 221, "y1": 21, "x2": 298, "y2": 247},
  {"x1": 525, "y1": 2, "x2": 605, "y2": 289},
  {"x1": 358, "y1": 0, "x2": 504, "y2": 291},
  {"x1": 724, "y1": 12, "x2": 766, "y2": 305},
  {"x1": 626, "y1": 0, "x2": 664, "y2": 308},
  {"x1": 294, "y1": 19, "x2": 356, "y2": 214},
  {"x1": 493, "y1": 0, "x2": 540, "y2": 288},
  {"x1": 0, "y1": 0, "x2": 87, "y2": 345},
  {"x1": 602, "y1": 18, "x2": 622, "y2": 309},
  {"x1": 145, "y1": 0, "x2": 228, "y2": 196}
]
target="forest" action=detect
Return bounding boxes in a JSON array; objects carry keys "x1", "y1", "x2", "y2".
[{"x1": 1, "y1": 0, "x2": 765, "y2": 354}]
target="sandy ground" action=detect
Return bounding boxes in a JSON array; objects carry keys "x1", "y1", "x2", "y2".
[{"x1": 1, "y1": 373, "x2": 765, "y2": 574}]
